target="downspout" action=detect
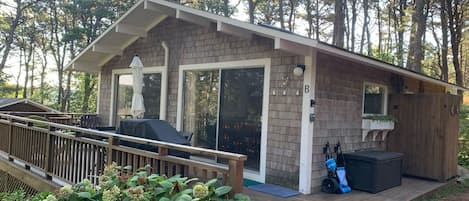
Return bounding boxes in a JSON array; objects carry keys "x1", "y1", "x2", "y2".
[{"x1": 160, "y1": 41, "x2": 169, "y2": 120}]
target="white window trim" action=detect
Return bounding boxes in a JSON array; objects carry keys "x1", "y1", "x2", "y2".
[
  {"x1": 362, "y1": 82, "x2": 388, "y2": 116},
  {"x1": 109, "y1": 66, "x2": 167, "y2": 126},
  {"x1": 176, "y1": 58, "x2": 271, "y2": 183}
]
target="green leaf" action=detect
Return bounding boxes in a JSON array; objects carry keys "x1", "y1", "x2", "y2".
[
  {"x1": 183, "y1": 178, "x2": 199, "y2": 185},
  {"x1": 159, "y1": 198, "x2": 171, "y2": 201},
  {"x1": 175, "y1": 194, "x2": 193, "y2": 201},
  {"x1": 234, "y1": 193, "x2": 251, "y2": 201},
  {"x1": 214, "y1": 186, "x2": 232, "y2": 196},
  {"x1": 159, "y1": 180, "x2": 174, "y2": 189},
  {"x1": 180, "y1": 188, "x2": 193, "y2": 195},
  {"x1": 77, "y1": 192, "x2": 92, "y2": 199},
  {"x1": 205, "y1": 178, "x2": 218, "y2": 187}
]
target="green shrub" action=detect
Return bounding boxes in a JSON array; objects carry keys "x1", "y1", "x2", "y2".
[
  {"x1": 0, "y1": 190, "x2": 50, "y2": 201},
  {"x1": 43, "y1": 163, "x2": 250, "y2": 201},
  {"x1": 459, "y1": 105, "x2": 469, "y2": 168}
]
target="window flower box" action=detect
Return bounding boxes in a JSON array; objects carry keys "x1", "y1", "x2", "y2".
[{"x1": 362, "y1": 119, "x2": 395, "y2": 141}]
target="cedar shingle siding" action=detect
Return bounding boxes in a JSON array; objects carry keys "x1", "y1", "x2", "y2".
[{"x1": 98, "y1": 18, "x2": 303, "y2": 188}]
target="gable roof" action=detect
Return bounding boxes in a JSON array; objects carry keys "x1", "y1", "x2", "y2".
[
  {"x1": 65, "y1": 0, "x2": 466, "y2": 91},
  {"x1": 0, "y1": 98, "x2": 59, "y2": 112}
]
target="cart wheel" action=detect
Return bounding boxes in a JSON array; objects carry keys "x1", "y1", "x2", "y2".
[{"x1": 321, "y1": 178, "x2": 339, "y2": 194}]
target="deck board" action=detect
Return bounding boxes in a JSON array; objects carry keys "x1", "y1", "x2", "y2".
[{"x1": 244, "y1": 177, "x2": 447, "y2": 201}]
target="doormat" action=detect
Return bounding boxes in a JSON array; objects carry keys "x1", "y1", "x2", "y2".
[
  {"x1": 243, "y1": 179, "x2": 262, "y2": 187},
  {"x1": 247, "y1": 184, "x2": 300, "y2": 198}
]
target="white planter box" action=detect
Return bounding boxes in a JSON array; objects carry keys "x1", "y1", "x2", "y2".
[{"x1": 362, "y1": 119, "x2": 395, "y2": 141}]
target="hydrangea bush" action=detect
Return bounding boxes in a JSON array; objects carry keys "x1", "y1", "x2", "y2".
[{"x1": 44, "y1": 163, "x2": 251, "y2": 201}]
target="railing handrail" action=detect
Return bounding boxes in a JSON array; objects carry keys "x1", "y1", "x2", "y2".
[
  {"x1": 0, "y1": 111, "x2": 97, "y2": 116},
  {"x1": 0, "y1": 113, "x2": 247, "y2": 161}
]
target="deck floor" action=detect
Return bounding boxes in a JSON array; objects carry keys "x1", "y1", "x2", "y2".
[{"x1": 244, "y1": 177, "x2": 447, "y2": 201}]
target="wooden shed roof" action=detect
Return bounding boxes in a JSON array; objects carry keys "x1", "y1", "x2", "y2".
[{"x1": 64, "y1": 0, "x2": 467, "y2": 91}]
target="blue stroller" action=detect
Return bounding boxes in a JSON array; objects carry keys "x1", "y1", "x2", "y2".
[{"x1": 321, "y1": 142, "x2": 351, "y2": 194}]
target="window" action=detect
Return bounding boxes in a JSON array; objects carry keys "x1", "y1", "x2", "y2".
[
  {"x1": 111, "y1": 67, "x2": 165, "y2": 126},
  {"x1": 363, "y1": 83, "x2": 387, "y2": 115}
]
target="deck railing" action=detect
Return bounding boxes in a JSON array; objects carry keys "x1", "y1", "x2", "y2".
[
  {"x1": 0, "y1": 113, "x2": 246, "y2": 193},
  {"x1": 1, "y1": 111, "x2": 99, "y2": 127}
]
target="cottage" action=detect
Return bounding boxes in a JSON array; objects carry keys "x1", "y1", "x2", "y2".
[{"x1": 65, "y1": 0, "x2": 464, "y2": 194}]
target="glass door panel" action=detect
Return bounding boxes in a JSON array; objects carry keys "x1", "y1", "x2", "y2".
[
  {"x1": 183, "y1": 70, "x2": 219, "y2": 152},
  {"x1": 116, "y1": 74, "x2": 133, "y2": 126},
  {"x1": 115, "y1": 73, "x2": 162, "y2": 126},
  {"x1": 142, "y1": 73, "x2": 162, "y2": 119},
  {"x1": 181, "y1": 67, "x2": 264, "y2": 172},
  {"x1": 218, "y1": 68, "x2": 264, "y2": 171}
]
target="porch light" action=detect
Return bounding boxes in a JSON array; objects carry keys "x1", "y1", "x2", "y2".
[{"x1": 293, "y1": 64, "x2": 305, "y2": 76}]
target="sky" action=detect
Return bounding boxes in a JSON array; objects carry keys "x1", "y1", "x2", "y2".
[{"x1": 0, "y1": 0, "x2": 447, "y2": 87}]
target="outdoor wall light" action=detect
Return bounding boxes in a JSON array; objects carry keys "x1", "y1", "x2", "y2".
[{"x1": 293, "y1": 64, "x2": 306, "y2": 76}]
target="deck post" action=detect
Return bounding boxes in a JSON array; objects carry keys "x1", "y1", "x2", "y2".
[
  {"x1": 44, "y1": 125, "x2": 55, "y2": 180},
  {"x1": 228, "y1": 159, "x2": 244, "y2": 194},
  {"x1": 106, "y1": 136, "x2": 119, "y2": 165},
  {"x1": 7, "y1": 117, "x2": 13, "y2": 161}
]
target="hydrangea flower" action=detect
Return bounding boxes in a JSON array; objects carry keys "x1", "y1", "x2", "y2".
[
  {"x1": 57, "y1": 186, "x2": 73, "y2": 198},
  {"x1": 103, "y1": 185, "x2": 120, "y2": 201},
  {"x1": 42, "y1": 194, "x2": 58, "y2": 201},
  {"x1": 193, "y1": 184, "x2": 209, "y2": 198},
  {"x1": 126, "y1": 186, "x2": 145, "y2": 201}
]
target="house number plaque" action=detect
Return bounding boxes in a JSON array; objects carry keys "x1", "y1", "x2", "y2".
[{"x1": 305, "y1": 85, "x2": 310, "y2": 93}]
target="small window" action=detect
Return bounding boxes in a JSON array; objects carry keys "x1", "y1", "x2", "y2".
[{"x1": 363, "y1": 83, "x2": 387, "y2": 115}]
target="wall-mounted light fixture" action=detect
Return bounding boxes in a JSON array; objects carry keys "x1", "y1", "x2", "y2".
[{"x1": 293, "y1": 64, "x2": 306, "y2": 76}]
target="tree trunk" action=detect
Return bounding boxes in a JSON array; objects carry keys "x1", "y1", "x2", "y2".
[
  {"x1": 377, "y1": 2, "x2": 382, "y2": 56},
  {"x1": 446, "y1": 0, "x2": 465, "y2": 95},
  {"x1": 333, "y1": 0, "x2": 345, "y2": 48},
  {"x1": 315, "y1": 0, "x2": 320, "y2": 41},
  {"x1": 248, "y1": 0, "x2": 256, "y2": 23},
  {"x1": 360, "y1": 0, "x2": 368, "y2": 54},
  {"x1": 440, "y1": 0, "x2": 449, "y2": 81},
  {"x1": 279, "y1": 0, "x2": 285, "y2": 29},
  {"x1": 351, "y1": 0, "x2": 357, "y2": 51},
  {"x1": 406, "y1": 0, "x2": 425, "y2": 72},
  {"x1": 397, "y1": 0, "x2": 407, "y2": 67},
  {"x1": 306, "y1": 0, "x2": 313, "y2": 38},
  {"x1": 0, "y1": 0, "x2": 23, "y2": 71},
  {"x1": 30, "y1": 54, "x2": 35, "y2": 97}
]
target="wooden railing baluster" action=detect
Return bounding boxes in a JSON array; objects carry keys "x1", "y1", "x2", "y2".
[{"x1": 0, "y1": 113, "x2": 247, "y2": 193}]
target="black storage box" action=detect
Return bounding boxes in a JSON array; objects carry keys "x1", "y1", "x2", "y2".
[{"x1": 344, "y1": 151, "x2": 403, "y2": 193}]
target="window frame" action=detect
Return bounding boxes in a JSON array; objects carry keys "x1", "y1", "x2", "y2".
[
  {"x1": 362, "y1": 82, "x2": 388, "y2": 116},
  {"x1": 109, "y1": 66, "x2": 167, "y2": 126}
]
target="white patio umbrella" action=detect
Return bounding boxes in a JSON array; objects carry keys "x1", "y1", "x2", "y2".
[{"x1": 130, "y1": 55, "x2": 145, "y2": 118}]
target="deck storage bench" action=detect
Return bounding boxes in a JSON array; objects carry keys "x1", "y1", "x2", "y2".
[{"x1": 344, "y1": 151, "x2": 403, "y2": 193}]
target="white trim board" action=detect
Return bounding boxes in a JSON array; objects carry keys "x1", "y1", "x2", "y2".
[
  {"x1": 176, "y1": 58, "x2": 270, "y2": 183},
  {"x1": 109, "y1": 66, "x2": 167, "y2": 126},
  {"x1": 298, "y1": 52, "x2": 316, "y2": 194}
]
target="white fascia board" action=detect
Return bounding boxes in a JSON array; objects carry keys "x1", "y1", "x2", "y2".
[
  {"x1": 144, "y1": 0, "x2": 176, "y2": 16},
  {"x1": 275, "y1": 38, "x2": 312, "y2": 56},
  {"x1": 176, "y1": 10, "x2": 212, "y2": 27},
  {"x1": 216, "y1": 21, "x2": 252, "y2": 39},
  {"x1": 313, "y1": 42, "x2": 467, "y2": 91}
]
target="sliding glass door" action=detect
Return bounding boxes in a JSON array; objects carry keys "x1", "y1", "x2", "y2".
[
  {"x1": 115, "y1": 73, "x2": 162, "y2": 125},
  {"x1": 183, "y1": 68, "x2": 264, "y2": 171}
]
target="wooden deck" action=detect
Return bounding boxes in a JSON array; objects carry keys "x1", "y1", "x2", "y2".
[{"x1": 245, "y1": 177, "x2": 448, "y2": 201}]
